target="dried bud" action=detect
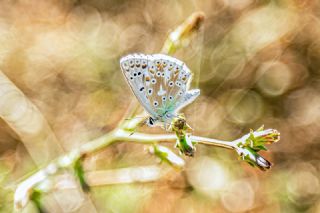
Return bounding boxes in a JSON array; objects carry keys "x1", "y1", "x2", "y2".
[
  {"x1": 233, "y1": 126, "x2": 279, "y2": 171},
  {"x1": 236, "y1": 146, "x2": 271, "y2": 171},
  {"x1": 256, "y1": 155, "x2": 271, "y2": 170},
  {"x1": 161, "y1": 12, "x2": 205, "y2": 54}
]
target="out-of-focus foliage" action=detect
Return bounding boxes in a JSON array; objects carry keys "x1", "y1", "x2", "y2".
[{"x1": 0, "y1": 0, "x2": 320, "y2": 212}]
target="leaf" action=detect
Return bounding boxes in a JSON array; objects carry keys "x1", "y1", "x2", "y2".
[
  {"x1": 256, "y1": 125, "x2": 264, "y2": 132},
  {"x1": 74, "y1": 158, "x2": 90, "y2": 192},
  {"x1": 30, "y1": 189, "x2": 47, "y2": 213}
]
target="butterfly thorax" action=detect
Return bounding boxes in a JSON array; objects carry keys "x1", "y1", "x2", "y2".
[{"x1": 146, "y1": 109, "x2": 176, "y2": 127}]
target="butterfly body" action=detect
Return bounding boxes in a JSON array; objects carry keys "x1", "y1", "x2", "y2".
[{"x1": 120, "y1": 53, "x2": 200, "y2": 128}]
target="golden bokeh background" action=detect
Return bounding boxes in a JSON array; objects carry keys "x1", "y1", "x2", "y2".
[{"x1": 0, "y1": 0, "x2": 319, "y2": 212}]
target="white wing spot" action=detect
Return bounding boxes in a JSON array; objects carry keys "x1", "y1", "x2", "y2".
[{"x1": 157, "y1": 85, "x2": 166, "y2": 96}]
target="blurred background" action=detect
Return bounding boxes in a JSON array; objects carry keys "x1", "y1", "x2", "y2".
[{"x1": 0, "y1": 0, "x2": 320, "y2": 212}]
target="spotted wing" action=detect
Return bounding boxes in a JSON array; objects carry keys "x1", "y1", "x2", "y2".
[
  {"x1": 120, "y1": 53, "x2": 200, "y2": 121},
  {"x1": 150, "y1": 54, "x2": 200, "y2": 116},
  {"x1": 120, "y1": 53, "x2": 158, "y2": 118}
]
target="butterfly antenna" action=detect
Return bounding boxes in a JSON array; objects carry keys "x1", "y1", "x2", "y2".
[
  {"x1": 129, "y1": 128, "x2": 136, "y2": 136},
  {"x1": 125, "y1": 116, "x2": 145, "y2": 121},
  {"x1": 129, "y1": 119, "x2": 146, "y2": 136}
]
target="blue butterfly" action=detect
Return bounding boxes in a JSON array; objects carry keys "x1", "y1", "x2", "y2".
[{"x1": 120, "y1": 53, "x2": 200, "y2": 129}]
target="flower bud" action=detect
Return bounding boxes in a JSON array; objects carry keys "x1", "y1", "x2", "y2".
[{"x1": 236, "y1": 146, "x2": 271, "y2": 171}]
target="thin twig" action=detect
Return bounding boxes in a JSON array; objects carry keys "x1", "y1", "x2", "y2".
[{"x1": 13, "y1": 128, "x2": 235, "y2": 209}]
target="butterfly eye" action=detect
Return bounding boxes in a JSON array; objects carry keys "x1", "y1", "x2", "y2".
[
  {"x1": 162, "y1": 96, "x2": 166, "y2": 101},
  {"x1": 156, "y1": 72, "x2": 161, "y2": 77},
  {"x1": 169, "y1": 96, "x2": 173, "y2": 100},
  {"x1": 153, "y1": 101, "x2": 159, "y2": 106},
  {"x1": 148, "y1": 117, "x2": 154, "y2": 126},
  {"x1": 168, "y1": 81, "x2": 174, "y2": 87}
]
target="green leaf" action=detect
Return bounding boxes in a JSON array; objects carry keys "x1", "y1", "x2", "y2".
[
  {"x1": 74, "y1": 158, "x2": 90, "y2": 192},
  {"x1": 151, "y1": 145, "x2": 185, "y2": 169},
  {"x1": 176, "y1": 136, "x2": 195, "y2": 157},
  {"x1": 256, "y1": 125, "x2": 264, "y2": 132},
  {"x1": 30, "y1": 189, "x2": 46, "y2": 213}
]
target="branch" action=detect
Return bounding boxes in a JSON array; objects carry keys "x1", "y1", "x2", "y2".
[
  {"x1": 0, "y1": 71, "x2": 63, "y2": 165},
  {"x1": 161, "y1": 11, "x2": 205, "y2": 54},
  {"x1": 14, "y1": 126, "x2": 279, "y2": 209},
  {"x1": 0, "y1": 71, "x2": 98, "y2": 212},
  {"x1": 86, "y1": 166, "x2": 167, "y2": 186}
]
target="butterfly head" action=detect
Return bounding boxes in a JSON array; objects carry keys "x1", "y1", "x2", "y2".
[
  {"x1": 145, "y1": 113, "x2": 173, "y2": 129},
  {"x1": 146, "y1": 116, "x2": 157, "y2": 127}
]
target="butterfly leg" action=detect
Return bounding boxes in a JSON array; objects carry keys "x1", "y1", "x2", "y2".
[{"x1": 185, "y1": 123, "x2": 193, "y2": 132}]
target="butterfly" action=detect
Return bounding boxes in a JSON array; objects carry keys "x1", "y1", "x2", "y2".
[{"x1": 120, "y1": 53, "x2": 200, "y2": 129}]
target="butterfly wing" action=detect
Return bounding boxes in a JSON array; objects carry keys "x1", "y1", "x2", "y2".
[
  {"x1": 120, "y1": 53, "x2": 200, "y2": 123},
  {"x1": 150, "y1": 54, "x2": 200, "y2": 116},
  {"x1": 120, "y1": 54, "x2": 158, "y2": 118},
  {"x1": 174, "y1": 89, "x2": 200, "y2": 113}
]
